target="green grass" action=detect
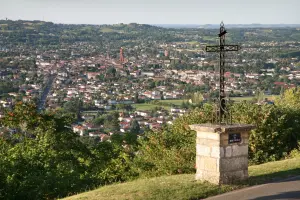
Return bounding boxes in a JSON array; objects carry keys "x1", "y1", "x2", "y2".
[
  {"x1": 248, "y1": 157, "x2": 300, "y2": 185},
  {"x1": 133, "y1": 100, "x2": 185, "y2": 111},
  {"x1": 133, "y1": 96, "x2": 280, "y2": 111},
  {"x1": 231, "y1": 95, "x2": 279, "y2": 102},
  {"x1": 159, "y1": 99, "x2": 185, "y2": 105},
  {"x1": 133, "y1": 103, "x2": 170, "y2": 111},
  {"x1": 231, "y1": 96, "x2": 254, "y2": 101},
  {"x1": 202, "y1": 36, "x2": 217, "y2": 41},
  {"x1": 188, "y1": 41, "x2": 200, "y2": 45},
  {"x1": 63, "y1": 157, "x2": 300, "y2": 200},
  {"x1": 63, "y1": 174, "x2": 232, "y2": 200}
]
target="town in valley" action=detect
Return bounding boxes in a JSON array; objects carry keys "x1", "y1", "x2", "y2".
[{"x1": 0, "y1": 20, "x2": 300, "y2": 139}]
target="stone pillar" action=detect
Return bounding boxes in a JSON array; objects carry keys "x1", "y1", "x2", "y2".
[{"x1": 189, "y1": 123, "x2": 254, "y2": 185}]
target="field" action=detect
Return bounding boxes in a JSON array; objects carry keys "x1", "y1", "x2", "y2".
[
  {"x1": 133, "y1": 96, "x2": 279, "y2": 111},
  {"x1": 187, "y1": 41, "x2": 200, "y2": 45},
  {"x1": 202, "y1": 36, "x2": 217, "y2": 41},
  {"x1": 133, "y1": 103, "x2": 169, "y2": 111},
  {"x1": 231, "y1": 95, "x2": 279, "y2": 102},
  {"x1": 159, "y1": 99, "x2": 185, "y2": 105},
  {"x1": 63, "y1": 157, "x2": 300, "y2": 200},
  {"x1": 133, "y1": 99, "x2": 186, "y2": 111}
]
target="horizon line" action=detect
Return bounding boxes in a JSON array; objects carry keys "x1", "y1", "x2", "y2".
[{"x1": 1, "y1": 19, "x2": 300, "y2": 26}]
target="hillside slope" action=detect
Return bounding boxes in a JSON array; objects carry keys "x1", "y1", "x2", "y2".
[{"x1": 63, "y1": 157, "x2": 300, "y2": 200}]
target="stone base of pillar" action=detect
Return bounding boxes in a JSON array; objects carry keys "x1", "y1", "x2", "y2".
[{"x1": 190, "y1": 123, "x2": 254, "y2": 185}]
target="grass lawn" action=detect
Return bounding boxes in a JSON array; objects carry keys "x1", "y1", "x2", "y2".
[
  {"x1": 159, "y1": 99, "x2": 185, "y2": 105},
  {"x1": 134, "y1": 103, "x2": 161, "y2": 111},
  {"x1": 231, "y1": 96, "x2": 254, "y2": 101},
  {"x1": 133, "y1": 103, "x2": 171, "y2": 111},
  {"x1": 133, "y1": 96, "x2": 280, "y2": 111},
  {"x1": 203, "y1": 36, "x2": 217, "y2": 41},
  {"x1": 232, "y1": 95, "x2": 279, "y2": 102},
  {"x1": 133, "y1": 100, "x2": 186, "y2": 111},
  {"x1": 63, "y1": 157, "x2": 300, "y2": 200}
]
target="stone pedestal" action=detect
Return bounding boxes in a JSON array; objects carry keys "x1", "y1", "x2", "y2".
[{"x1": 189, "y1": 123, "x2": 254, "y2": 185}]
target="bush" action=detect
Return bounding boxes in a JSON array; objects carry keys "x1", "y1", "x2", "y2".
[
  {"x1": 289, "y1": 142, "x2": 300, "y2": 158},
  {"x1": 289, "y1": 149, "x2": 300, "y2": 158},
  {"x1": 134, "y1": 90, "x2": 300, "y2": 177},
  {"x1": 232, "y1": 101, "x2": 300, "y2": 164},
  {"x1": 0, "y1": 103, "x2": 138, "y2": 200},
  {"x1": 134, "y1": 105, "x2": 213, "y2": 177}
]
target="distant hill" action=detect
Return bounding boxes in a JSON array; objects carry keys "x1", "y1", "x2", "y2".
[
  {"x1": 1, "y1": 19, "x2": 299, "y2": 48},
  {"x1": 0, "y1": 20, "x2": 174, "y2": 46},
  {"x1": 154, "y1": 24, "x2": 300, "y2": 29}
]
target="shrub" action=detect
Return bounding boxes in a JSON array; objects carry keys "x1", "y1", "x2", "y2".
[
  {"x1": 134, "y1": 105, "x2": 213, "y2": 177},
  {"x1": 0, "y1": 103, "x2": 138, "y2": 200},
  {"x1": 289, "y1": 149, "x2": 300, "y2": 158},
  {"x1": 232, "y1": 100, "x2": 300, "y2": 164}
]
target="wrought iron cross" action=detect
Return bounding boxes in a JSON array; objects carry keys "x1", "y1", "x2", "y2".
[{"x1": 205, "y1": 22, "x2": 240, "y2": 124}]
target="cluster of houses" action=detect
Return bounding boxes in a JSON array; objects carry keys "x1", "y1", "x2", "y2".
[{"x1": 71, "y1": 107, "x2": 187, "y2": 138}]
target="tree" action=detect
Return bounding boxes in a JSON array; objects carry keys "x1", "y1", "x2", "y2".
[
  {"x1": 129, "y1": 120, "x2": 140, "y2": 134},
  {"x1": 62, "y1": 98, "x2": 82, "y2": 119},
  {"x1": 106, "y1": 67, "x2": 116, "y2": 77},
  {"x1": 94, "y1": 116, "x2": 105, "y2": 125},
  {"x1": 148, "y1": 81, "x2": 155, "y2": 89},
  {"x1": 0, "y1": 102, "x2": 137, "y2": 199},
  {"x1": 190, "y1": 92, "x2": 204, "y2": 104},
  {"x1": 181, "y1": 101, "x2": 189, "y2": 109},
  {"x1": 116, "y1": 103, "x2": 125, "y2": 111},
  {"x1": 97, "y1": 74, "x2": 105, "y2": 81},
  {"x1": 232, "y1": 100, "x2": 300, "y2": 164},
  {"x1": 104, "y1": 112, "x2": 120, "y2": 132},
  {"x1": 275, "y1": 88, "x2": 300, "y2": 109},
  {"x1": 255, "y1": 89, "x2": 265, "y2": 103},
  {"x1": 134, "y1": 92, "x2": 139, "y2": 103},
  {"x1": 0, "y1": 102, "x2": 94, "y2": 199}
]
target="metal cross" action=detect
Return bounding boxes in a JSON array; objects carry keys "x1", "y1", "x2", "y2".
[{"x1": 205, "y1": 21, "x2": 240, "y2": 124}]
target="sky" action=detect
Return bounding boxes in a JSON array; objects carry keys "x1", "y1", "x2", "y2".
[{"x1": 0, "y1": 0, "x2": 299, "y2": 25}]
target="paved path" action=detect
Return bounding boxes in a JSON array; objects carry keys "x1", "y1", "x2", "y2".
[{"x1": 206, "y1": 176, "x2": 300, "y2": 200}]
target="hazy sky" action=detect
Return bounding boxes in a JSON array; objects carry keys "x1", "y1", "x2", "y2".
[{"x1": 0, "y1": 0, "x2": 299, "y2": 25}]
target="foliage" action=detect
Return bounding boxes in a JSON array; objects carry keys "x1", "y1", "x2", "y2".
[
  {"x1": 134, "y1": 105, "x2": 213, "y2": 177},
  {"x1": 129, "y1": 119, "x2": 140, "y2": 134},
  {"x1": 103, "y1": 111, "x2": 120, "y2": 132},
  {"x1": 254, "y1": 89, "x2": 265, "y2": 103},
  {"x1": 275, "y1": 87, "x2": 300, "y2": 109},
  {"x1": 190, "y1": 91, "x2": 204, "y2": 104},
  {"x1": 231, "y1": 101, "x2": 300, "y2": 164},
  {"x1": 0, "y1": 103, "x2": 93, "y2": 199},
  {"x1": 62, "y1": 98, "x2": 83, "y2": 120},
  {"x1": 289, "y1": 149, "x2": 300, "y2": 158},
  {"x1": 135, "y1": 88, "x2": 300, "y2": 177},
  {"x1": 93, "y1": 115, "x2": 105, "y2": 125},
  {"x1": 2, "y1": 87, "x2": 300, "y2": 199},
  {"x1": 231, "y1": 88, "x2": 300, "y2": 164},
  {"x1": 106, "y1": 67, "x2": 117, "y2": 77},
  {"x1": 0, "y1": 81, "x2": 19, "y2": 95},
  {"x1": 288, "y1": 142, "x2": 300, "y2": 158},
  {"x1": 0, "y1": 102, "x2": 137, "y2": 200}
]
